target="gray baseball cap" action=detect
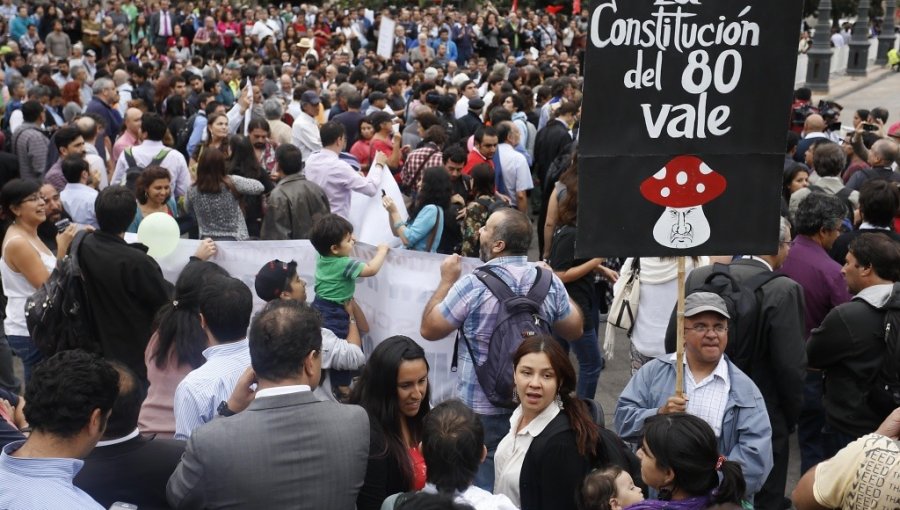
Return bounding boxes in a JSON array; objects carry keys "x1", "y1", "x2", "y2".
[{"x1": 684, "y1": 292, "x2": 730, "y2": 319}]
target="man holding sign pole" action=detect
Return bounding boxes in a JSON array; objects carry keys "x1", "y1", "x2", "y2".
[{"x1": 615, "y1": 292, "x2": 773, "y2": 500}]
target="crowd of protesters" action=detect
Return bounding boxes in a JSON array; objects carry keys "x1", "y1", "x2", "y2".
[{"x1": 0, "y1": 0, "x2": 898, "y2": 509}]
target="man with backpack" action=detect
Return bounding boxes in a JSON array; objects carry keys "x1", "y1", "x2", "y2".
[
  {"x1": 664, "y1": 217, "x2": 806, "y2": 510},
  {"x1": 110, "y1": 113, "x2": 190, "y2": 199},
  {"x1": 420, "y1": 208, "x2": 583, "y2": 491},
  {"x1": 807, "y1": 233, "x2": 900, "y2": 458}
]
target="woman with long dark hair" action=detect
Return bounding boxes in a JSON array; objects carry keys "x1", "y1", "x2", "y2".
[
  {"x1": 0, "y1": 180, "x2": 76, "y2": 382},
  {"x1": 138, "y1": 254, "x2": 222, "y2": 438},
  {"x1": 494, "y1": 336, "x2": 600, "y2": 510},
  {"x1": 782, "y1": 162, "x2": 809, "y2": 213},
  {"x1": 227, "y1": 134, "x2": 274, "y2": 239},
  {"x1": 190, "y1": 111, "x2": 230, "y2": 172},
  {"x1": 353, "y1": 336, "x2": 431, "y2": 510},
  {"x1": 548, "y1": 164, "x2": 617, "y2": 399},
  {"x1": 185, "y1": 147, "x2": 263, "y2": 240},
  {"x1": 382, "y1": 166, "x2": 451, "y2": 253},
  {"x1": 629, "y1": 413, "x2": 746, "y2": 509}
]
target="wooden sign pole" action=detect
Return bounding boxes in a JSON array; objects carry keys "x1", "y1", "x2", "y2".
[{"x1": 675, "y1": 256, "x2": 686, "y2": 398}]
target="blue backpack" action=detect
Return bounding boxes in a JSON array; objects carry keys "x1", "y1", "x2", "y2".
[{"x1": 453, "y1": 266, "x2": 552, "y2": 409}]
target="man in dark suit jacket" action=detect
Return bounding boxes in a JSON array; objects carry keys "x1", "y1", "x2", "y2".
[
  {"x1": 79, "y1": 186, "x2": 172, "y2": 384},
  {"x1": 166, "y1": 300, "x2": 370, "y2": 510},
  {"x1": 75, "y1": 362, "x2": 184, "y2": 510},
  {"x1": 149, "y1": 0, "x2": 178, "y2": 52}
]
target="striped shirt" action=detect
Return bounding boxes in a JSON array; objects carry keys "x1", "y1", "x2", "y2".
[
  {"x1": 0, "y1": 440, "x2": 104, "y2": 509},
  {"x1": 438, "y1": 256, "x2": 572, "y2": 415},
  {"x1": 674, "y1": 353, "x2": 731, "y2": 437},
  {"x1": 174, "y1": 339, "x2": 251, "y2": 441}
]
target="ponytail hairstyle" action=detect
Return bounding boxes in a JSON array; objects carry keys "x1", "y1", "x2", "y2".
[
  {"x1": 512, "y1": 336, "x2": 599, "y2": 457},
  {"x1": 640, "y1": 413, "x2": 745, "y2": 505},
  {"x1": 152, "y1": 260, "x2": 230, "y2": 369}
]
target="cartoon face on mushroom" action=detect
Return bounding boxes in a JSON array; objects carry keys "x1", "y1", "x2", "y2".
[{"x1": 639, "y1": 155, "x2": 727, "y2": 249}]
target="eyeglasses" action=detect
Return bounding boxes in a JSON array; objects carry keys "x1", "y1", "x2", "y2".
[
  {"x1": 686, "y1": 324, "x2": 728, "y2": 335},
  {"x1": 781, "y1": 240, "x2": 794, "y2": 248},
  {"x1": 19, "y1": 194, "x2": 45, "y2": 204}
]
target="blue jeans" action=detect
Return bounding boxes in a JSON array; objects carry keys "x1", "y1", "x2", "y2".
[
  {"x1": 554, "y1": 330, "x2": 604, "y2": 400},
  {"x1": 312, "y1": 297, "x2": 353, "y2": 394},
  {"x1": 8, "y1": 334, "x2": 42, "y2": 384},
  {"x1": 473, "y1": 412, "x2": 512, "y2": 492},
  {"x1": 798, "y1": 371, "x2": 826, "y2": 473},
  {"x1": 570, "y1": 328, "x2": 603, "y2": 399}
]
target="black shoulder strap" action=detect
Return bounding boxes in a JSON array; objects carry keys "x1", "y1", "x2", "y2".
[
  {"x1": 475, "y1": 266, "x2": 515, "y2": 301},
  {"x1": 124, "y1": 148, "x2": 137, "y2": 168},
  {"x1": 150, "y1": 149, "x2": 170, "y2": 166},
  {"x1": 835, "y1": 186, "x2": 853, "y2": 200}
]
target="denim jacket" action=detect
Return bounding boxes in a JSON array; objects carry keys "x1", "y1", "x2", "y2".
[{"x1": 614, "y1": 355, "x2": 774, "y2": 497}]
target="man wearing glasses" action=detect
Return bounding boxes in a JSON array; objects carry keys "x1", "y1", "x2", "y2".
[{"x1": 615, "y1": 291, "x2": 774, "y2": 503}]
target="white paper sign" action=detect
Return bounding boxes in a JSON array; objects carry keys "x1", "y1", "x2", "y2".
[{"x1": 377, "y1": 17, "x2": 396, "y2": 60}]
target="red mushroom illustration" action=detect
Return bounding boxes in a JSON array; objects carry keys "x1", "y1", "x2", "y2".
[{"x1": 639, "y1": 155, "x2": 727, "y2": 249}]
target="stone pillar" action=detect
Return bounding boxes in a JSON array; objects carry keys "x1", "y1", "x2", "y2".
[
  {"x1": 805, "y1": 0, "x2": 835, "y2": 91},
  {"x1": 847, "y1": 0, "x2": 871, "y2": 76},
  {"x1": 876, "y1": 0, "x2": 897, "y2": 65}
]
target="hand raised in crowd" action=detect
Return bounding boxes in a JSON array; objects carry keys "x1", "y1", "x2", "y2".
[
  {"x1": 659, "y1": 395, "x2": 688, "y2": 415},
  {"x1": 382, "y1": 195, "x2": 398, "y2": 213},
  {"x1": 226, "y1": 367, "x2": 258, "y2": 415},
  {"x1": 194, "y1": 238, "x2": 217, "y2": 261},
  {"x1": 440, "y1": 254, "x2": 462, "y2": 284},
  {"x1": 373, "y1": 151, "x2": 389, "y2": 167},
  {"x1": 55, "y1": 223, "x2": 79, "y2": 259},
  {"x1": 376, "y1": 244, "x2": 390, "y2": 256},
  {"x1": 0, "y1": 397, "x2": 27, "y2": 431}
]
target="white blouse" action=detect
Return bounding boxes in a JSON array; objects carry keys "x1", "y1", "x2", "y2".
[{"x1": 493, "y1": 402, "x2": 561, "y2": 507}]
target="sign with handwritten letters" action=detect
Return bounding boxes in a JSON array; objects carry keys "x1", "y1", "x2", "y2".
[{"x1": 577, "y1": 0, "x2": 802, "y2": 257}]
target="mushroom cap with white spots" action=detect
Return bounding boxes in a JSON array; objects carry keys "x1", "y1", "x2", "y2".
[{"x1": 639, "y1": 155, "x2": 727, "y2": 208}]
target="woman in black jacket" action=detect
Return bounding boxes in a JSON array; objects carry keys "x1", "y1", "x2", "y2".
[{"x1": 494, "y1": 336, "x2": 599, "y2": 510}]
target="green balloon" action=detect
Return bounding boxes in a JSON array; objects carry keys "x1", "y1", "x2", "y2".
[{"x1": 137, "y1": 212, "x2": 180, "y2": 258}]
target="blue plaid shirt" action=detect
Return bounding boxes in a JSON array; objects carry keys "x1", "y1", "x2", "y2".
[{"x1": 438, "y1": 256, "x2": 572, "y2": 415}]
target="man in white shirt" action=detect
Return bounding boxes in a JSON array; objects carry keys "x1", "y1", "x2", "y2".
[
  {"x1": 304, "y1": 121, "x2": 387, "y2": 220},
  {"x1": 112, "y1": 113, "x2": 190, "y2": 198},
  {"x1": 167, "y1": 299, "x2": 370, "y2": 509},
  {"x1": 59, "y1": 155, "x2": 99, "y2": 228},
  {"x1": 75, "y1": 116, "x2": 109, "y2": 190},
  {"x1": 496, "y1": 121, "x2": 533, "y2": 213},
  {"x1": 173, "y1": 276, "x2": 253, "y2": 441},
  {"x1": 249, "y1": 10, "x2": 276, "y2": 42},
  {"x1": 113, "y1": 69, "x2": 132, "y2": 118},
  {"x1": 291, "y1": 90, "x2": 323, "y2": 162},
  {"x1": 454, "y1": 79, "x2": 478, "y2": 120}
]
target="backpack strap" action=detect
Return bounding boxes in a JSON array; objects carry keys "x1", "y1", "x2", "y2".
[
  {"x1": 424, "y1": 206, "x2": 443, "y2": 252},
  {"x1": 124, "y1": 148, "x2": 137, "y2": 169},
  {"x1": 150, "y1": 149, "x2": 170, "y2": 166}
]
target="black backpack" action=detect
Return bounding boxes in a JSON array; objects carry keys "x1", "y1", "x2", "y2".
[
  {"x1": 664, "y1": 263, "x2": 785, "y2": 375},
  {"x1": 452, "y1": 267, "x2": 552, "y2": 409},
  {"x1": 25, "y1": 231, "x2": 100, "y2": 357},
  {"x1": 123, "y1": 148, "x2": 170, "y2": 190},
  {"x1": 867, "y1": 282, "x2": 900, "y2": 417},
  {"x1": 176, "y1": 112, "x2": 201, "y2": 158}
]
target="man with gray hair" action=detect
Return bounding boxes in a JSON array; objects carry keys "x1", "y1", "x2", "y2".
[
  {"x1": 113, "y1": 69, "x2": 132, "y2": 118},
  {"x1": 263, "y1": 98, "x2": 292, "y2": 146},
  {"x1": 846, "y1": 138, "x2": 900, "y2": 190},
  {"x1": 671, "y1": 216, "x2": 806, "y2": 508},
  {"x1": 70, "y1": 65, "x2": 92, "y2": 106},
  {"x1": 781, "y1": 194, "x2": 853, "y2": 477},
  {"x1": 85, "y1": 77, "x2": 123, "y2": 147}
]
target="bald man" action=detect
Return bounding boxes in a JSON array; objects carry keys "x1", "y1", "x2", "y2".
[
  {"x1": 794, "y1": 114, "x2": 832, "y2": 164},
  {"x1": 112, "y1": 108, "x2": 143, "y2": 164},
  {"x1": 847, "y1": 138, "x2": 900, "y2": 190}
]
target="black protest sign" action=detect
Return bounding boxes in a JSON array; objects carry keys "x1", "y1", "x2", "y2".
[{"x1": 576, "y1": 0, "x2": 802, "y2": 258}]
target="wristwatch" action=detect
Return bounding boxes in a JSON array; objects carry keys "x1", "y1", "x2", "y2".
[{"x1": 217, "y1": 400, "x2": 236, "y2": 417}]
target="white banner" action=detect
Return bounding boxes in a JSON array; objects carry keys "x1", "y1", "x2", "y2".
[
  {"x1": 125, "y1": 235, "x2": 481, "y2": 403},
  {"x1": 377, "y1": 17, "x2": 396, "y2": 61}
]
